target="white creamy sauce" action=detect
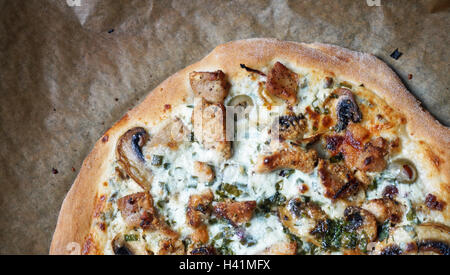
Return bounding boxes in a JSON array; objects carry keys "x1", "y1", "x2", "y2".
[{"x1": 100, "y1": 66, "x2": 438, "y2": 255}]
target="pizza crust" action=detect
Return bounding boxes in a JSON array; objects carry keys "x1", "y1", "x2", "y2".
[{"x1": 50, "y1": 38, "x2": 449, "y2": 254}]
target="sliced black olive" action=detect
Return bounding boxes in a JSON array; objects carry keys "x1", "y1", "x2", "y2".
[
  {"x1": 117, "y1": 127, "x2": 152, "y2": 189},
  {"x1": 335, "y1": 88, "x2": 362, "y2": 132},
  {"x1": 389, "y1": 159, "x2": 417, "y2": 184},
  {"x1": 114, "y1": 245, "x2": 133, "y2": 255}
]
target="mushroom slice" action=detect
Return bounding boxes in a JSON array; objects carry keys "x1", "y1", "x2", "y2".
[
  {"x1": 343, "y1": 206, "x2": 378, "y2": 242},
  {"x1": 279, "y1": 198, "x2": 327, "y2": 247},
  {"x1": 259, "y1": 242, "x2": 297, "y2": 255},
  {"x1": 266, "y1": 62, "x2": 299, "y2": 105},
  {"x1": 255, "y1": 147, "x2": 318, "y2": 174},
  {"x1": 415, "y1": 223, "x2": 450, "y2": 255},
  {"x1": 117, "y1": 127, "x2": 152, "y2": 190},
  {"x1": 317, "y1": 159, "x2": 361, "y2": 200},
  {"x1": 189, "y1": 70, "x2": 229, "y2": 104},
  {"x1": 111, "y1": 233, "x2": 149, "y2": 255},
  {"x1": 192, "y1": 161, "x2": 215, "y2": 183},
  {"x1": 373, "y1": 223, "x2": 450, "y2": 255},
  {"x1": 117, "y1": 192, "x2": 159, "y2": 230},
  {"x1": 214, "y1": 200, "x2": 257, "y2": 226},
  {"x1": 334, "y1": 88, "x2": 362, "y2": 132},
  {"x1": 190, "y1": 246, "x2": 216, "y2": 255},
  {"x1": 362, "y1": 198, "x2": 404, "y2": 224},
  {"x1": 192, "y1": 98, "x2": 232, "y2": 159},
  {"x1": 271, "y1": 113, "x2": 307, "y2": 141}
]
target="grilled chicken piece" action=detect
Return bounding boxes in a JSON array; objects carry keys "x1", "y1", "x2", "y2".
[
  {"x1": 326, "y1": 124, "x2": 389, "y2": 172},
  {"x1": 214, "y1": 200, "x2": 257, "y2": 225},
  {"x1": 259, "y1": 242, "x2": 297, "y2": 255},
  {"x1": 362, "y1": 198, "x2": 404, "y2": 224},
  {"x1": 158, "y1": 237, "x2": 185, "y2": 255},
  {"x1": 271, "y1": 114, "x2": 307, "y2": 142},
  {"x1": 117, "y1": 192, "x2": 159, "y2": 230},
  {"x1": 148, "y1": 117, "x2": 190, "y2": 149},
  {"x1": 343, "y1": 206, "x2": 378, "y2": 242},
  {"x1": 186, "y1": 189, "x2": 214, "y2": 228},
  {"x1": 279, "y1": 198, "x2": 327, "y2": 247},
  {"x1": 255, "y1": 147, "x2": 318, "y2": 174},
  {"x1": 186, "y1": 189, "x2": 214, "y2": 244},
  {"x1": 192, "y1": 98, "x2": 231, "y2": 159},
  {"x1": 266, "y1": 62, "x2": 299, "y2": 105},
  {"x1": 193, "y1": 161, "x2": 215, "y2": 183},
  {"x1": 345, "y1": 137, "x2": 388, "y2": 172},
  {"x1": 317, "y1": 159, "x2": 361, "y2": 200},
  {"x1": 189, "y1": 71, "x2": 229, "y2": 103}
]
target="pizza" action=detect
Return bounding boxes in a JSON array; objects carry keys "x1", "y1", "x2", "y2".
[{"x1": 50, "y1": 39, "x2": 450, "y2": 255}]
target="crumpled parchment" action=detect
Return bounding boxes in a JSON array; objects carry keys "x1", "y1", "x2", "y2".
[{"x1": 0, "y1": 0, "x2": 448, "y2": 254}]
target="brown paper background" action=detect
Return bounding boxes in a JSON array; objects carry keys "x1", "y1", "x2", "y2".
[{"x1": 0, "y1": 0, "x2": 448, "y2": 254}]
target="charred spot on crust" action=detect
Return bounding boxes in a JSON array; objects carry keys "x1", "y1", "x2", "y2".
[{"x1": 418, "y1": 240, "x2": 450, "y2": 255}]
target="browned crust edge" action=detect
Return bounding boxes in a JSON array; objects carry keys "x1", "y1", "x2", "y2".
[{"x1": 50, "y1": 38, "x2": 449, "y2": 254}]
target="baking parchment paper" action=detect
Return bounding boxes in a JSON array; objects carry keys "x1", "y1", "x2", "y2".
[{"x1": 0, "y1": 0, "x2": 448, "y2": 254}]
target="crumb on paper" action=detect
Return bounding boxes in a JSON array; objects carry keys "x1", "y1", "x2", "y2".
[{"x1": 390, "y1": 49, "x2": 403, "y2": 60}]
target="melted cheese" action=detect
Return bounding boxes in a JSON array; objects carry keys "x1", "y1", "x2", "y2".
[{"x1": 94, "y1": 65, "x2": 443, "y2": 255}]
